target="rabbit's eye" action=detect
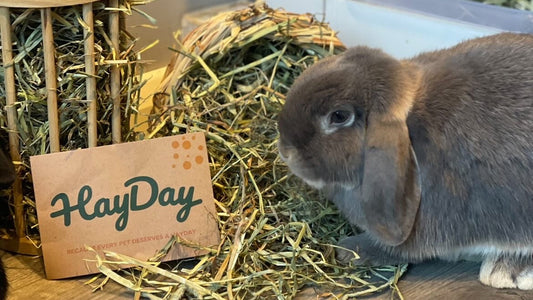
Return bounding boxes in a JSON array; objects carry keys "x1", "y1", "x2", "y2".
[
  {"x1": 321, "y1": 109, "x2": 356, "y2": 134},
  {"x1": 329, "y1": 110, "x2": 353, "y2": 126}
]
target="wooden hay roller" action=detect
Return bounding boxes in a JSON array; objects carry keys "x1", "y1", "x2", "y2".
[{"x1": 0, "y1": 0, "x2": 124, "y2": 255}]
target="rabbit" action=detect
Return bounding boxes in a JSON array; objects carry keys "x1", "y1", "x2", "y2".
[{"x1": 277, "y1": 32, "x2": 533, "y2": 290}]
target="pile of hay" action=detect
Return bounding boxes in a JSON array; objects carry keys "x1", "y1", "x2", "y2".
[
  {"x1": 92, "y1": 2, "x2": 406, "y2": 299},
  {"x1": 0, "y1": 1, "x2": 146, "y2": 242}
]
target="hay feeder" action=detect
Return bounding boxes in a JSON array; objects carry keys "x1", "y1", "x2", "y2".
[{"x1": 0, "y1": 0, "x2": 139, "y2": 255}]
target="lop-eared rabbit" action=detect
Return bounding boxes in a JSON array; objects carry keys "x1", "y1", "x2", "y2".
[{"x1": 277, "y1": 33, "x2": 533, "y2": 289}]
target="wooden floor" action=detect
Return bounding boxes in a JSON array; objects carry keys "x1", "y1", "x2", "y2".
[
  {"x1": 361, "y1": 260, "x2": 533, "y2": 300},
  {"x1": 3, "y1": 249, "x2": 533, "y2": 300}
]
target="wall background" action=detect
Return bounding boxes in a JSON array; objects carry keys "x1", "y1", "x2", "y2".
[
  {"x1": 127, "y1": 0, "x2": 243, "y2": 70},
  {"x1": 127, "y1": 0, "x2": 533, "y2": 69}
]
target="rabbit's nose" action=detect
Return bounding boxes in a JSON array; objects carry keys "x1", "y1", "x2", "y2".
[{"x1": 277, "y1": 142, "x2": 296, "y2": 163}]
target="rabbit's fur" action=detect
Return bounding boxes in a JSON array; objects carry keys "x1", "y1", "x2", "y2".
[{"x1": 277, "y1": 33, "x2": 533, "y2": 289}]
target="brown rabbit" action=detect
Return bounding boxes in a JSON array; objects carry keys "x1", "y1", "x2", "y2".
[{"x1": 277, "y1": 32, "x2": 533, "y2": 289}]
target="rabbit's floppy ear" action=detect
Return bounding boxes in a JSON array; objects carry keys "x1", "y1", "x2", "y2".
[{"x1": 361, "y1": 115, "x2": 421, "y2": 246}]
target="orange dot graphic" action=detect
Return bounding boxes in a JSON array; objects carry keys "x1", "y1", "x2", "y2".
[
  {"x1": 192, "y1": 135, "x2": 196, "y2": 140},
  {"x1": 172, "y1": 141, "x2": 179, "y2": 149},
  {"x1": 195, "y1": 155, "x2": 204, "y2": 164},
  {"x1": 173, "y1": 153, "x2": 179, "y2": 159},
  {"x1": 183, "y1": 161, "x2": 192, "y2": 170},
  {"x1": 172, "y1": 164, "x2": 176, "y2": 168},
  {"x1": 183, "y1": 140, "x2": 192, "y2": 149},
  {"x1": 198, "y1": 145, "x2": 204, "y2": 150}
]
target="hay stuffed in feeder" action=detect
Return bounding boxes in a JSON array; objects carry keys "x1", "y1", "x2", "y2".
[
  {"x1": 91, "y1": 2, "x2": 406, "y2": 299},
  {"x1": 0, "y1": 0, "x2": 146, "y2": 245}
]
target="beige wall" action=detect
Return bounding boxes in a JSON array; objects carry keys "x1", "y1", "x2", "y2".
[{"x1": 128, "y1": 0, "x2": 243, "y2": 70}]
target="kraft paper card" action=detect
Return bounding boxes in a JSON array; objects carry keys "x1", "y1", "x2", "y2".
[{"x1": 30, "y1": 133, "x2": 220, "y2": 279}]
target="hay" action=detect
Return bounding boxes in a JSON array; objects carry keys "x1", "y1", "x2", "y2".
[
  {"x1": 471, "y1": 0, "x2": 533, "y2": 10},
  {"x1": 90, "y1": 2, "x2": 406, "y2": 299},
  {"x1": 0, "y1": 1, "x2": 146, "y2": 243}
]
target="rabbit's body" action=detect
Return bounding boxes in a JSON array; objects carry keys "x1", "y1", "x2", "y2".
[
  {"x1": 403, "y1": 33, "x2": 533, "y2": 257},
  {"x1": 277, "y1": 33, "x2": 533, "y2": 289}
]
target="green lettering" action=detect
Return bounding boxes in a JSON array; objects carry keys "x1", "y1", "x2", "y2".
[
  {"x1": 93, "y1": 198, "x2": 110, "y2": 218},
  {"x1": 113, "y1": 194, "x2": 129, "y2": 231},
  {"x1": 77, "y1": 185, "x2": 95, "y2": 220},
  {"x1": 159, "y1": 187, "x2": 175, "y2": 206},
  {"x1": 126, "y1": 176, "x2": 158, "y2": 211},
  {"x1": 50, "y1": 193, "x2": 76, "y2": 226},
  {"x1": 175, "y1": 187, "x2": 202, "y2": 222},
  {"x1": 48, "y1": 175, "x2": 201, "y2": 231}
]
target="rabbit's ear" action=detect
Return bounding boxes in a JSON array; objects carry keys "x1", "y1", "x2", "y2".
[{"x1": 361, "y1": 116, "x2": 421, "y2": 246}]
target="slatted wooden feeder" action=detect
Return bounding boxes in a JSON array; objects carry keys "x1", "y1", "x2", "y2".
[{"x1": 0, "y1": 0, "x2": 125, "y2": 255}]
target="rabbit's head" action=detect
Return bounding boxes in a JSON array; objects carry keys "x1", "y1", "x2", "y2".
[{"x1": 278, "y1": 47, "x2": 421, "y2": 245}]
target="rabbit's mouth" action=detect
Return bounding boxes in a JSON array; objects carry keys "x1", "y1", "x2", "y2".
[
  {"x1": 284, "y1": 159, "x2": 326, "y2": 190},
  {"x1": 279, "y1": 147, "x2": 362, "y2": 191},
  {"x1": 299, "y1": 176, "x2": 326, "y2": 190},
  {"x1": 278, "y1": 142, "x2": 326, "y2": 189},
  {"x1": 284, "y1": 157, "x2": 358, "y2": 191}
]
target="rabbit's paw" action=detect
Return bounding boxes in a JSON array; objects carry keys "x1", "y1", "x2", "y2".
[
  {"x1": 336, "y1": 234, "x2": 404, "y2": 266},
  {"x1": 479, "y1": 254, "x2": 533, "y2": 290}
]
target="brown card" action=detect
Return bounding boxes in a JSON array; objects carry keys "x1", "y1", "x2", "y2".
[{"x1": 30, "y1": 133, "x2": 220, "y2": 279}]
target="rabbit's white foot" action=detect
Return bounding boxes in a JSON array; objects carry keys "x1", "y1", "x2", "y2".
[
  {"x1": 479, "y1": 254, "x2": 533, "y2": 290},
  {"x1": 516, "y1": 267, "x2": 533, "y2": 290}
]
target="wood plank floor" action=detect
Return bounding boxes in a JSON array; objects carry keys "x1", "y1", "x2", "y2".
[
  {"x1": 363, "y1": 260, "x2": 533, "y2": 300},
  {"x1": 3, "y1": 249, "x2": 533, "y2": 299}
]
